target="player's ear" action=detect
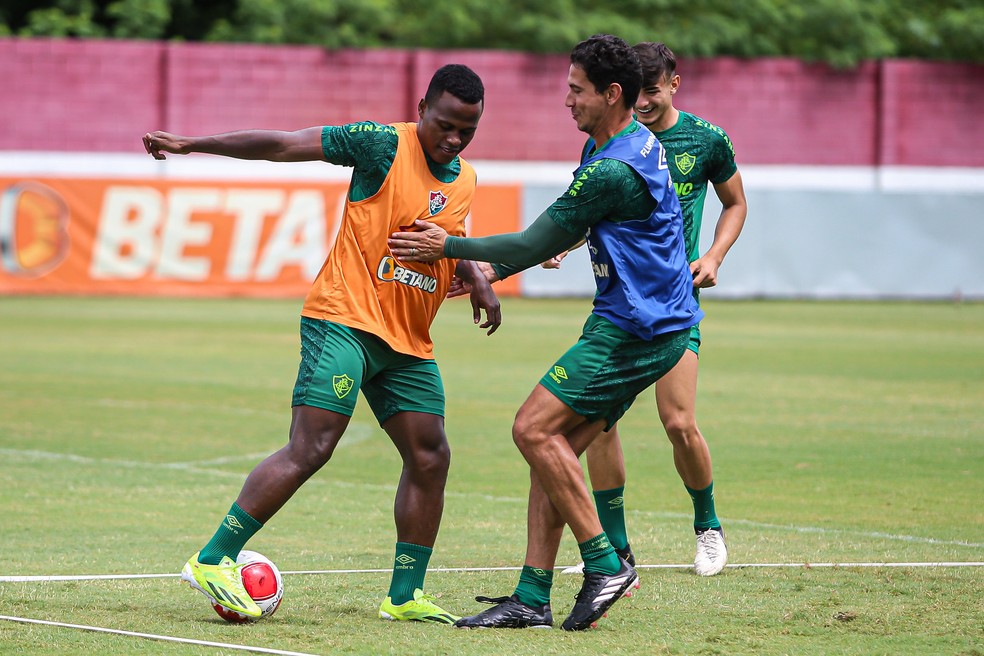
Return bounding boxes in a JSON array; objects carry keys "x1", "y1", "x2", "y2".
[
  {"x1": 607, "y1": 83, "x2": 623, "y2": 106},
  {"x1": 417, "y1": 98, "x2": 427, "y2": 120}
]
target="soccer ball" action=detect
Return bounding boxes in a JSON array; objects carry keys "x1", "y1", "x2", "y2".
[{"x1": 212, "y1": 550, "x2": 284, "y2": 623}]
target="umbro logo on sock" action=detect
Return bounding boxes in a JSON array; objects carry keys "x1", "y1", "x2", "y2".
[{"x1": 395, "y1": 554, "x2": 417, "y2": 568}]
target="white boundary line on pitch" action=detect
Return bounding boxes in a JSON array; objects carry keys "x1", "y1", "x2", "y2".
[
  {"x1": 2, "y1": 562, "x2": 982, "y2": 582},
  {"x1": 0, "y1": 615, "x2": 320, "y2": 656}
]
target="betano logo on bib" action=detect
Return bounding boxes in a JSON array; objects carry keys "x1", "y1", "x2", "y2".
[{"x1": 376, "y1": 256, "x2": 438, "y2": 293}]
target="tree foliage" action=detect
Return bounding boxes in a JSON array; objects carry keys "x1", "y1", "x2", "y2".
[{"x1": 1, "y1": 0, "x2": 982, "y2": 67}]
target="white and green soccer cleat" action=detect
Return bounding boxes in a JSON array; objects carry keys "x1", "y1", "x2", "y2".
[
  {"x1": 181, "y1": 551, "x2": 262, "y2": 618},
  {"x1": 379, "y1": 588, "x2": 460, "y2": 624}
]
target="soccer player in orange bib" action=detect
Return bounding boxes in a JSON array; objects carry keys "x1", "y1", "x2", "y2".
[{"x1": 144, "y1": 64, "x2": 500, "y2": 624}]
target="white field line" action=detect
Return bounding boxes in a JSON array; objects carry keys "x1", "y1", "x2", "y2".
[
  {"x1": 2, "y1": 447, "x2": 983, "y2": 551},
  {"x1": 2, "y1": 561, "x2": 982, "y2": 583},
  {"x1": 0, "y1": 615, "x2": 319, "y2": 656}
]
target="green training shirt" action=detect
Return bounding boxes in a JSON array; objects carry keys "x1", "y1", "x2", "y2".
[{"x1": 651, "y1": 111, "x2": 737, "y2": 261}]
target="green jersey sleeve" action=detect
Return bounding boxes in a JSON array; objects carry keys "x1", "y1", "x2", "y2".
[
  {"x1": 321, "y1": 122, "x2": 399, "y2": 201},
  {"x1": 699, "y1": 119, "x2": 738, "y2": 185},
  {"x1": 444, "y1": 210, "x2": 582, "y2": 269},
  {"x1": 547, "y1": 158, "x2": 657, "y2": 235}
]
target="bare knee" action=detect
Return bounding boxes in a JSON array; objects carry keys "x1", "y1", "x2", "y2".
[
  {"x1": 512, "y1": 413, "x2": 548, "y2": 456},
  {"x1": 404, "y1": 435, "x2": 451, "y2": 480},
  {"x1": 662, "y1": 413, "x2": 702, "y2": 448},
  {"x1": 286, "y1": 434, "x2": 335, "y2": 475}
]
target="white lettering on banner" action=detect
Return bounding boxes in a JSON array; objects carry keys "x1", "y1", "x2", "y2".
[
  {"x1": 91, "y1": 186, "x2": 330, "y2": 282},
  {"x1": 255, "y1": 191, "x2": 326, "y2": 281},
  {"x1": 91, "y1": 186, "x2": 162, "y2": 279},
  {"x1": 225, "y1": 190, "x2": 286, "y2": 280},
  {"x1": 157, "y1": 188, "x2": 219, "y2": 280}
]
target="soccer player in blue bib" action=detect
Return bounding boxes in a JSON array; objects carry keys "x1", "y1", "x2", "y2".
[
  {"x1": 554, "y1": 42, "x2": 748, "y2": 579},
  {"x1": 389, "y1": 34, "x2": 703, "y2": 630}
]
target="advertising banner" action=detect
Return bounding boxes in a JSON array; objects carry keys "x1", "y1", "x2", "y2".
[{"x1": 0, "y1": 177, "x2": 521, "y2": 297}]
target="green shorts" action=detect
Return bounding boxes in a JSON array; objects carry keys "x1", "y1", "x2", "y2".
[
  {"x1": 540, "y1": 313, "x2": 690, "y2": 430},
  {"x1": 688, "y1": 323, "x2": 701, "y2": 355},
  {"x1": 292, "y1": 317, "x2": 445, "y2": 424}
]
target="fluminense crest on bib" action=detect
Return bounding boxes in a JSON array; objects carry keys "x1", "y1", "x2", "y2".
[
  {"x1": 675, "y1": 152, "x2": 697, "y2": 175},
  {"x1": 428, "y1": 190, "x2": 448, "y2": 216}
]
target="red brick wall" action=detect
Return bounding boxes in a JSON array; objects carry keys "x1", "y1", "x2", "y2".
[{"x1": 3, "y1": 38, "x2": 983, "y2": 166}]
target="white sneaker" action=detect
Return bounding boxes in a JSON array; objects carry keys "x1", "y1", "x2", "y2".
[{"x1": 694, "y1": 528, "x2": 728, "y2": 576}]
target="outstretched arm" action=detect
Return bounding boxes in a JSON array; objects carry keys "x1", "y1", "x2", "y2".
[
  {"x1": 143, "y1": 127, "x2": 326, "y2": 162},
  {"x1": 389, "y1": 210, "x2": 582, "y2": 269},
  {"x1": 690, "y1": 170, "x2": 747, "y2": 288}
]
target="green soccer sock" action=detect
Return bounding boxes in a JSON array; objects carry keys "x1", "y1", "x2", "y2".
[
  {"x1": 579, "y1": 533, "x2": 621, "y2": 575},
  {"x1": 513, "y1": 565, "x2": 554, "y2": 607},
  {"x1": 687, "y1": 481, "x2": 722, "y2": 531},
  {"x1": 593, "y1": 486, "x2": 628, "y2": 551},
  {"x1": 198, "y1": 502, "x2": 263, "y2": 565},
  {"x1": 387, "y1": 542, "x2": 433, "y2": 605}
]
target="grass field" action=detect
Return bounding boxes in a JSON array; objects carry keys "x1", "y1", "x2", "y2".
[{"x1": 0, "y1": 296, "x2": 981, "y2": 656}]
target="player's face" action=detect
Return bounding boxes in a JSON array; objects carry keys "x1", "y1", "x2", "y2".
[
  {"x1": 634, "y1": 73, "x2": 679, "y2": 128},
  {"x1": 565, "y1": 64, "x2": 610, "y2": 135},
  {"x1": 417, "y1": 91, "x2": 483, "y2": 165}
]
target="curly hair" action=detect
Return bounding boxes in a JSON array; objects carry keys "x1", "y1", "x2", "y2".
[
  {"x1": 569, "y1": 34, "x2": 642, "y2": 109},
  {"x1": 633, "y1": 42, "x2": 677, "y2": 88},
  {"x1": 425, "y1": 64, "x2": 485, "y2": 105}
]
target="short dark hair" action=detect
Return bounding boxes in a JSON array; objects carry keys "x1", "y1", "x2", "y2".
[
  {"x1": 569, "y1": 34, "x2": 641, "y2": 110},
  {"x1": 425, "y1": 64, "x2": 485, "y2": 105},
  {"x1": 633, "y1": 42, "x2": 677, "y2": 88}
]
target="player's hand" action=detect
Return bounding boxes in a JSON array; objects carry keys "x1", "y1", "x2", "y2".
[
  {"x1": 690, "y1": 255, "x2": 721, "y2": 288},
  {"x1": 143, "y1": 131, "x2": 188, "y2": 160},
  {"x1": 389, "y1": 220, "x2": 448, "y2": 262},
  {"x1": 541, "y1": 250, "x2": 570, "y2": 269},
  {"x1": 469, "y1": 281, "x2": 501, "y2": 335},
  {"x1": 447, "y1": 262, "x2": 500, "y2": 299}
]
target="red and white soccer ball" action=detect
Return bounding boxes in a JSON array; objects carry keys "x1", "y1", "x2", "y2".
[{"x1": 212, "y1": 550, "x2": 284, "y2": 623}]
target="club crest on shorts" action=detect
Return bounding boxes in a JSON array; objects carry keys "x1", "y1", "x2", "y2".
[
  {"x1": 332, "y1": 374, "x2": 354, "y2": 399},
  {"x1": 428, "y1": 190, "x2": 448, "y2": 216}
]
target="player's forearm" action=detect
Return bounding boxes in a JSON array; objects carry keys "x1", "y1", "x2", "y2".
[
  {"x1": 444, "y1": 211, "x2": 580, "y2": 269},
  {"x1": 185, "y1": 130, "x2": 302, "y2": 161},
  {"x1": 454, "y1": 259, "x2": 487, "y2": 287},
  {"x1": 704, "y1": 205, "x2": 746, "y2": 265}
]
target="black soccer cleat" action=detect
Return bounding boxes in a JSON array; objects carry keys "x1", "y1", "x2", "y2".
[
  {"x1": 561, "y1": 556, "x2": 637, "y2": 631},
  {"x1": 616, "y1": 543, "x2": 636, "y2": 567},
  {"x1": 454, "y1": 594, "x2": 553, "y2": 629},
  {"x1": 616, "y1": 544, "x2": 641, "y2": 596}
]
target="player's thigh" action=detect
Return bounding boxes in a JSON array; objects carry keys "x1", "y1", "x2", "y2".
[
  {"x1": 514, "y1": 383, "x2": 589, "y2": 443},
  {"x1": 655, "y1": 347, "x2": 700, "y2": 423}
]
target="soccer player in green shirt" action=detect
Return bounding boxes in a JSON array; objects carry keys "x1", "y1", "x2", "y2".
[{"x1": 555, "y1": 41, "x2": 748, "y2": 577}]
